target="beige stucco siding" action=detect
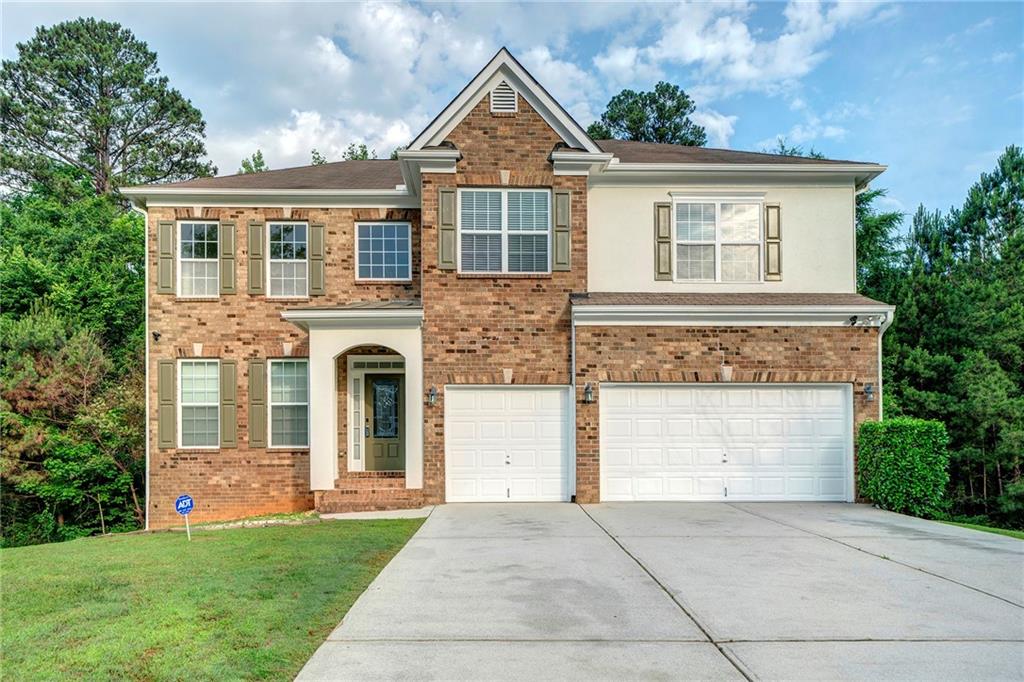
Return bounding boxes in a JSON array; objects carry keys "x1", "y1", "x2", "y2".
[{"x1": 586, "y1": 183, "x2": 857, "y2": 293}]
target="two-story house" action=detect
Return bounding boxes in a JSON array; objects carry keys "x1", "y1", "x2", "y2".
[{"x1": 124, "y1": 49, "x2": 893, "y2": 529}]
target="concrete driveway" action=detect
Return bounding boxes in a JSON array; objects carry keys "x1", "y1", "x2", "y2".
[{"x1": 298, "y1": 503, "x2": 1024, "y2": 681}]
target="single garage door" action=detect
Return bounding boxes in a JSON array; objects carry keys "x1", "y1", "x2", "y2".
[
  {"x1": 601, "y1": 384, "x2": 853, "y2": 502},
  {"x1": 445, "y1": 386, "x2": 571, "y2": 502}
]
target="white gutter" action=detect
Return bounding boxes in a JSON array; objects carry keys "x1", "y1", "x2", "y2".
[
  {"x1": 572, "y1": 303, "x2": 897, "y2": 327},
  {"x1": 128, "y1": 202, "x2": 150, "y2": 532},
  {"x1": 604, "y1": 162, "x2": 888, "y2": 175}
]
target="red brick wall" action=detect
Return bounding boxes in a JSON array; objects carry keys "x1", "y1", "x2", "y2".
[
  {"x1": 573, "y1": 325, "x2": 882, "y2": 502},
  {"x1": 147, "y1": 207, "x2": 419, "y2": 528},
  {"x1": 418, "y1": 95, "x2": 587, "y2": 503}
]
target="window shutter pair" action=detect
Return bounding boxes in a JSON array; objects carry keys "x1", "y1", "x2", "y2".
[
  {"x1": 437, "y1": 188, "x2": 573, "y2": 271},
  {"x1": 157, "y1": 220, "x2": 236, "y2": 294},
  {"x1": 247, "y1": 221, "x2": 325, "y2": 295},
  {"x1": 155, "y1": 360, "x2": 237, "y2": 449},
  {"x1": 652, "y1": 202, "x2": 783, "y2": 280}
]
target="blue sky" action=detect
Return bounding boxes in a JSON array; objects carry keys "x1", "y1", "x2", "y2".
[{"x1": 3, "y1": 1, "x2": 1021, "y2": 215}]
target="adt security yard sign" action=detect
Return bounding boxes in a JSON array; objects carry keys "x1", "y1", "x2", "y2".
[{"x1": 176, "y1": 494, "x2": 194, "y2": 540}]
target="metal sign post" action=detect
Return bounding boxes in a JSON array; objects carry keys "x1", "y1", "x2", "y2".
[{"x1": 175, "y1": 494, "x2": 195, "y2": 541}]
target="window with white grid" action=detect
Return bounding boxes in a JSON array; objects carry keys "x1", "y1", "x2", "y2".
[
  {"x1": 178, "y1": 221, "x2": 219, "y2": 296},
  {"x1": 356, "y1": 223, "x2": 411, "y2": 280},
  {"x1": 268, "y1": 222, "x2": 308, "y2": 296},
  {"x1": 674, "y1": 200, "x2": 762, "y2": 282},
  {"x1": 269, "y1": 359, "x2": 309, "y2": 448},
  {"x1": 459, "y1": 189, "x2": 550, "y2": 273},
  {"x1": 179, "y1": 360, "x2": 219, "y2": 448}
]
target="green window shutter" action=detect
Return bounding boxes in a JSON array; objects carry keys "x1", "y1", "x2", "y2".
[
  {"x1": 438, "y1": 188, "x2": 456, "y2": 270},
  {"x1": 247, "y1": 220, "x2": 265, "y2": 294},
  {"x1": 553, "y1": 190, "x2": 571, "y2": 271},
  {"x1": 309, "y1": 223, "x2": 326, "y2": 296},
  {"x1": 765, "y1": 203, "x2": 782, "y2": 281},
  {"x1": 220, "y1": 360, "x2": 237, "y2": 448},
  {"x1": 157, "y1": 221, "x2": 175, "y2": 294},
  {"x1": 654, "y1": 202, "x2": 672, "y2": 281},
  {"x1": 157, "y1": 360, "x2": 176, "y2": 449},
  {"x1": 219, "y1": 221, "x2": 236, "y2": 294},
  {"x1": 248, "y1": 359, "x2": 267, "y2": 448}
]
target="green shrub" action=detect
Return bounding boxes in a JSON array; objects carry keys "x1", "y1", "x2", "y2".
[{"x1": 858, "y1": 417, "x2": 950, "y2": 518}]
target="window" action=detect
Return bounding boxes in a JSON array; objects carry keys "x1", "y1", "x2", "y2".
[
  {"x1": 674, "y1": 199, "x2": 762, "y2": 282},
  {"x1": 356, "y1": 223, "x2": 411, "y2": 280},
  {"x1": 180, "y1": 360, "x2": 219, "y2": 448},
  {"x1": 178, "y1": 221, "x2": 219, "y2": 296},
  {"x1": 269, "y1": 360, "x2": 309, "y2": 448},
  {"x1": 268, "y1": 222, "x2": 308, "y2": 296},
  {"x1": 459, "y1": 189, "x2": 550, "y2": 274}
]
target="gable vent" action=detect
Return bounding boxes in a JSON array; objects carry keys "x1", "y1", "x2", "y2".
[{"x1": 490, "y1": 80, "x2": 518, "y2": 113}]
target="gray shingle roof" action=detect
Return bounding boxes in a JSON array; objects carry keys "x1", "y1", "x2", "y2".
[
  {"x1": 596, "y1": 139, "x2": 875, "y2": 166},
  {"x1": 570, "y1": 292, "x2": 890, "y2": 306},
  {"x1": 138, "y1": 159, "x2": 403, "y2": 191}
]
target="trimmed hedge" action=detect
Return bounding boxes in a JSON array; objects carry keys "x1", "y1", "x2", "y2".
[{"x1": 858, "y1": 417, "x2": 950, "y2": 518}]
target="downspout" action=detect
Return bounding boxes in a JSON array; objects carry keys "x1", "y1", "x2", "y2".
[
  {"x1": 877, "y1": 309, "x2": 894, "y2": 421},
  {"x1": 129, "y1": 201, "x2": 150, "y2": 531},
  {"x1": 569, "y1": 307, "x2": 577, "y2": 502}
]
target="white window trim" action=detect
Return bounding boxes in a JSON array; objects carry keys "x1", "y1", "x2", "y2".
[
  {"x1": 267, "y1": 358, "x2": 310, "y2": 449},
  {"x1": 267, "y1": 220, "x2": 310, "y2": 298},
  {"x1": 456, "y1": 188, "x2": 552, "y2": 275},
  {"x1": 176, "y1": 219, "x2": 220, "y2": 298},
  {"x1": 354, "y1": 221, "x2": 413, "y2": 282},
  {"x1": 178, "y1": 358, "x2": 220, "y2": 450},
  {"x1": 671, "y1": 196, "x2": 764, "y2": 283}
]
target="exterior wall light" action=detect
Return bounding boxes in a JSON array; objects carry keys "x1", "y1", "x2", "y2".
[
  {"x1": 583, "y1": 382, "x2": 594, "y2": 404},
  {"x1": 427, "y1": 386, "x2": 438, "y2": 406},
  {"x1": 720, "y1": 363, "x2": 734, "y2": 382},
  {"x1": 864, "y1": 383, "x2": 875, "y2": 402}
]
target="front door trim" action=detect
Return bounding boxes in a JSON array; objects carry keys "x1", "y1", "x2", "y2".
[{"x1": 347, "y1": 354, "x2": 405, "y2": 473}]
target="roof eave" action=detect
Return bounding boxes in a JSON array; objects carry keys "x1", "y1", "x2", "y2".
[{"x1": 572, "y1": 303, "x2": 896, "y2": 327}]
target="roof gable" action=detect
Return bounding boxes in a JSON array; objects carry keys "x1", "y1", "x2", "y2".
[{"x1": 408, "y1": 47, "x2": 600, "y2": 154}]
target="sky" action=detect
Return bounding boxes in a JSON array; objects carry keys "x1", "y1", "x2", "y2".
[{"x1": 3, "y1": 1, "x2": 1022, "y2": 216}]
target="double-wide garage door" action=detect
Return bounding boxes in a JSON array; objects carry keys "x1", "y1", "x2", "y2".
[
  {"x1": 445, "y1": 387, "x2": 571, "y2": 502},
  {"x1": 601, "y1": 384, "x2": 853, "y2": 502}
]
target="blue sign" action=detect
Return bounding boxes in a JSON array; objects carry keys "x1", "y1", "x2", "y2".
[{"x1": 175, "y1": 494, "x2": 194, "y2": 516}]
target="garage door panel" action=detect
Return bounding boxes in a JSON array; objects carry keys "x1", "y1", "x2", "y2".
[
  {"x1": 445, "y1": 387, "x2": 570, "y2": 503},
  {"x1": 601, "y1": 384, "x2": 852, "y2": 502}
]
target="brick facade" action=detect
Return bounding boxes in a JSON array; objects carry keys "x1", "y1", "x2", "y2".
[
  {"x1": 418, "y1": 95, "x2": 587, "y2": 503},
  {"x1": 145, "y1": 81, "x2": 884, "y2": 527},
  {"x1": 573, "y1": 325, "x2": 882, "y2": 503},
  {"x1": 146, "y1": 207, "x2": 419, "y2": 528}
]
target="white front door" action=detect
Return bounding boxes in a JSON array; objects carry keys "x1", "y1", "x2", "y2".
[
  {"x1": 445, "y1": 386, "x2": 571, "y2": 502},
  {"x1": 600, "y1": 384, "x2": 853, "y2": 502}
]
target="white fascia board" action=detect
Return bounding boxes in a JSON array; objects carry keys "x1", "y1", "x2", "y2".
[
  {"x1": 571, "y1": 304, "x2": 896, "y2": 327},
  {"x1": 409, "y1": 48, "x2": 600, "y2": 154},
  {"x1": 396, "y1": 149, "x2": 461, "y2": 197},
  {"x1": 281, "y1": 307, "x2": 424, "y2": 331},
  {"x1": 551, "y1": 151, "x2": 614, "y2": 176},
  {"x1": 120, "y1": 187, "x2": 417, "y2": 209},
  {"x1": 595, "y1": 162, "x2": 887, "y2": 187}
]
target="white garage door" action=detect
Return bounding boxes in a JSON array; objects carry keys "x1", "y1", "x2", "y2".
[
  {"x1": 601, "y1": 384, "x2": 852, "y2": 502},
  {"x1": 445, "y1": 386, "x2": 571, "y2": 502}
]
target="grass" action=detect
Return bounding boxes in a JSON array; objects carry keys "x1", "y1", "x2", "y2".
[
  {"x1": 1, "y1": 519, "x2": 423, "y2": 680},
  {"x1": 941, "y1": 520, "x2": 1024, "y2": 540}
]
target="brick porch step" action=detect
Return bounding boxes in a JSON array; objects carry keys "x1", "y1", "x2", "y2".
[{"x1": 315, "y1": 486, "x2": 425, "y2": 514}]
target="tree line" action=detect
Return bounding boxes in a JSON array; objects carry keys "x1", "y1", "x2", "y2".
[{"x1": 1, "y1": 19, "x2": 1020, "y2": 546}]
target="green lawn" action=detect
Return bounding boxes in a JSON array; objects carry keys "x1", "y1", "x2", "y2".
[
  {"x1": 941, "y1": 521, "x2": 1024, "y2": 540},
  {"x1": 1, "y1": 519, "x2": 423, "y2": 680}
]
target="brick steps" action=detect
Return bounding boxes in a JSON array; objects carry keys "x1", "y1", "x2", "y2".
[{"x1": 315, "y1": 487, "x2": 425, "y2": 514}]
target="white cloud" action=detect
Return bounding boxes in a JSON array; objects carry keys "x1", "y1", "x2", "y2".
[
  {"x1": 520, "y1": 46, "x2": 597, "y2": 123},
  {"x1": 991, "y1": 51, "x2": 1014, "y2": 64},
  {"x1": 593, "y1": 45, "x2": 662, "y2": 90},
  {"x1": 690, "y1": 110, "x2": 738, "y2": 147}
]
